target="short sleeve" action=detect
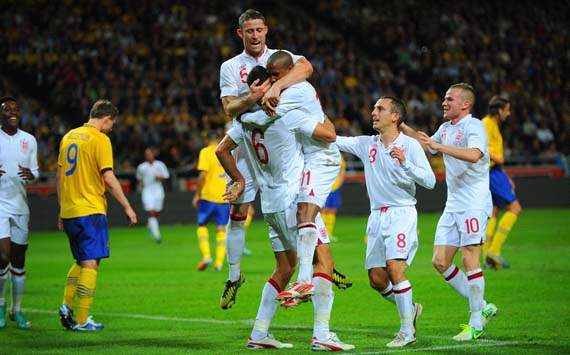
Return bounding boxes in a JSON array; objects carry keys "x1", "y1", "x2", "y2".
[
  {"x1": 136, "y1": 164, "x2": 143, "y2": 180},
  {"x1": 281, "y1": 49, "x2": 304, "y2": 64},
  {"x1": 283, "y1": 109, "x2": 317, "y2": 137},
  {"x1": 96, "y1": 135, "x2": 114, "y2": 172},
  {"x1": 197, "y1": 148, "x2": 210, "y2": 172},
  {"x1": 275, "y1": 86, "x2": 305, "y2": 117},
  {"x1": 220, "y1": 61, "x2": 238, "y2": 98},
  {"x1": 467, "y1": 120, "x2": 488, "y2": 154},
  {"x1": 227, "y1": 121, "x2": 245, "y2": 146},
  {"x1": 160, "y1": 162, "x2": 170, "y2": 178}
]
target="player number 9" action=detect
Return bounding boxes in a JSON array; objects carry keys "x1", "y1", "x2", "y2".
[{"x1": 65, "y1": 143, "x2": 79, "y2": 176}]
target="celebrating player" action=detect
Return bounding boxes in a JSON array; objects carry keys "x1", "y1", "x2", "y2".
[
  {"x1": 0, "y1": 96, "x2": 39, "y2": 329},
  {"x1": 218, "y1": 8, "x2": 313, "y2": 309},
  {"x1": 336, "y1": 96, "x2": 435, "y2": 347},
  {"x1": 57, "y1": 99, "x2": 137, "y2": 331},
  {"x1": 402, "y1": 83, "x2": 498, "y2": 341},
  {"x1": 216, "y1": 66, "x2": 354, "y2": 351},
  {"x1": 136, "y1": 147, "x2": 169, "y2": 243},
  {"x1": 193, "y1": 131, "x2": 229, "y2": 272},
  {"x1": 482, "y1": 96, "x2": 522, "y2": 269}
]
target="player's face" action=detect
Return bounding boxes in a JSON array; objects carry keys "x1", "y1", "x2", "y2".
[
  {"x1": 237, "y1": 19, "x2": 268, "y2": 57},
  {"x1": 1, "y1": 100, "x2": 20, "y2": 129},
  {"x1": 144, "y1": 148, "x2": 155, "y2": 162},
  {"x1": 498, "y1": 103, "x2": 511, "y2": 122},
  {"x1": 101, "y1": 115, "x2": 115, "y2": 134},
  {"x1": 442, "y1": 88, "x2": 463, "y2": 121},
  {"x1": 267, "y1": 63, "x2": 292, "y2": 84},
  {"x1": 371, "y1": 99, "x2": 395, "y2": 131}
]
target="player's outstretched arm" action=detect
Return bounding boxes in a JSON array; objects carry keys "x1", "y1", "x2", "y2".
[
  {"x1": 222, "y1": 79, "x2": 271, "y2": 118},
  {"x1": 102, "y1": 169, "x2": 137, "y2": 225},
  {"x1": 311, "y1": 115, "x2": 336, "y2": 143},
  {"x1": 417, "y1": 132, "x2": 483, "y2": 163},
  {"x1": 215, "y1": 135, "x2": 245, "y2": 202}
]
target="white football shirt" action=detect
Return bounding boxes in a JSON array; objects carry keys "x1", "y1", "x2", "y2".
[
  {"x1": 336, "y1": 133, "x2": 435, "y2": 210},
  {"x1": 228, "y1": 109, "x2": 317, "y2": 214},
  {"x1": 430, "y1": 114, "x2": 492, "y2": 215},
  {"x1": 0, "y1": 128, "x2": 39, "y2": 216},
  {"x1": 136, "y1": 160, "x2": 169, "y2": 199}
]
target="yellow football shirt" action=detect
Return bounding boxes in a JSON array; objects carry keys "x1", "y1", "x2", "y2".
[
  {"x1": 197, "y1": 143, "x2": 227, "y2": 204},
  {"x1": 58, "y1": 124, "x2": 114, "y2": 218},
  {"x1": 482, "y1": 115, "x2": 503, "y2": 167},
  {"x1": 330, "y1": 157, "x2": 346, "y2": 192}
]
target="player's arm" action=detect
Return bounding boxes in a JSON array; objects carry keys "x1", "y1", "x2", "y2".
[
  {"x1": 399, "y1": 122, "x2": 434, "y2": 151},
  {"x1": 222, "y1": 78, "x2": 270, "y2": 118},
  {"x1": 417, "y1": 131, "x2": 483, "y2": 163},
  {"x1": 335, "y1": 136, "x2": 364, "y2": 157},
  {"x1": 241, "y1": 87, "x2": 304, "y2": 125},
  {"x1": 390, "y1": 142, "x2": 436, "y2": 189},
  {"x1": 192, "y1": 171, "x2": 206, "y2": 208},
  {"x1": 262, "y1": 57, "x2": 313, "y2": 114},
  {"x1": 215, "y1": 135, "x2": 245, "y2": 202},
  {"x1": 102, "y1": 169, "x2": 137, "y2": 225},
  {"x1": 55, "y1": 165, "x2": 63, "y2": 230},
  {"x1": 311, "y1": 115, "x2": 336, "y2": 143},
  {"x1": 18, "y1": 138, "x2": 39, "y2": 182},
  {"x1": 489, "y1": 151, "x2": 504, "y2": 166}
]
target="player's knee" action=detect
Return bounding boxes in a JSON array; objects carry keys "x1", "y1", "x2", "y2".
[
  {"x1": 368, "y1": 273, "x2": 388, "y2": 291},
  {"x1": 432, "y1": 256, "x2": 449, "y2": 273},
  {"x1": 0, "y1": 250, "x2": 9, "y2": 267},
  {"x1": 10, "y1": 254, "x2": 25, "y2": 269},
  {"x1": 509, "y1": 201, "x2": 522, "y2": 215}
]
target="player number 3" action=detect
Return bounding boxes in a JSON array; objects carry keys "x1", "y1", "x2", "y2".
[{"x1": 65, "y1": 143, "x2": 79, "y2": 176}]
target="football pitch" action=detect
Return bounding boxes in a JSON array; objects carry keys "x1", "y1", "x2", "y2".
[{"x1": 3, "y1": 208, "x2": 569, "y2": 354}]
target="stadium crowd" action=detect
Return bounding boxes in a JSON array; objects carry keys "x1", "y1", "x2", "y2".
[{"x1": 0, "y1": 0, "x2": 567, "y2": 174}]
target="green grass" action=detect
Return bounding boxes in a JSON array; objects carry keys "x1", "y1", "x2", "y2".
[{"x1": 2, "y1": 208, "x2": 570, "y2": 354}]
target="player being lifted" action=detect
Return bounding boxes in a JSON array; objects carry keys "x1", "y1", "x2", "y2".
[
  {"x1": 216, "y1": 66, "x2": 354, "y2": 351},
  {"x1": 0, "y1": 96, "x2": 39, "y2": 329},
  {"x1": 136, "y1": 147, "x2": 169, "y2": 243},
  {"x1": 401, "y1": 83, "x2": 498, "y2": 341},
  {"x1": 336, "y1": 96, "x2": 435, "y2": 347},
  {"x1": 239, "y1": 51, "x2": 351, "y2": 306},
  {"x1": 482, "y1": 96, "x2": 521, "y2": 269}
]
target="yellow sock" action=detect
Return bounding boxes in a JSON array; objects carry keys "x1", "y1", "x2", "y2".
[
  {"x1": 63, "y1": 263, "x2": 82, "y2": 307},
  {"x1": 483, "y1": 216, "x2": 497, "y2": 253},
  {"x1": 215, "y1": 230, "x2": 226, "y2": 268},
  {"x1": 323, "y1": 212, "x2": 336, "y2": 236},
  {"x1": 244, "y1": 211, "x2": 253, "y2": 229},
  {"x1": 488, "y1": 211, "x2": 518, "y2": 256},
  {"x1": 197, "y1": 226, "x2": 211, "y2": 260},
  {"x1": 76, "y1": 268, "x2": 97, "y2": 325}
]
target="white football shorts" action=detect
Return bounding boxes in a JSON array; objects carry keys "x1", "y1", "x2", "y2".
[
  {"x1": 142, "y1": 191, "x2": 165, "y2": 212},
  {"x1": 0, "y1": 214, "x2": 29, "y2": 245},
  {"x1": 365, "y1": 206, "x2": 418, "y2": 269},
  {"x1": 297, "y1": 161, "x2": 340, "y2": 208},
  {"x1": 434, "y1": 209, "x2": 488, "y2": 247}
]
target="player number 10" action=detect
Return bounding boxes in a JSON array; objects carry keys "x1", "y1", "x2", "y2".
[
  {"x1": 465, "y1": 218, "x2": 480, "y2": 234},
  {"x1": 65, "y1": 143, "x2": 79, "y2": 176}
]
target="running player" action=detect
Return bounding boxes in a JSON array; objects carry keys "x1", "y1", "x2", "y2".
[
  {"x1": 57, "y1": 99, "x2": 137, "y2": 331},
  {"x1": 402, "y1": 83, "x2": 498, "y2": 340},
  {"x1": 336, "y1": 96, "x2": 435, "y2": 347},
  {"x1": 193, "y1": 131, "x2": 229, "y2": 272},
  {"x1": 136, "y1": 147, "x2": 169, "y2": 243},
  {"x1": 218, "y1": 8, "x2": 313, "y2": 309},
  {"x1": 0, "y1": 96, "x2": 39, "y2": 329},
  {"x1": 482, "y1": 96, "x2": 521, "y2": 269}
]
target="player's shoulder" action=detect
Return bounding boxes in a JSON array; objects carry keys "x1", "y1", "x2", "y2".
[
  {"x1": 220, "y1": 51, "x2": 245, "y2": 69},
  {"x1": 465, "y1": 115, "x2": 485, "y2": 130},
  {"x1": 17, "y1": 129, "x2": 37, "y2": 143}
]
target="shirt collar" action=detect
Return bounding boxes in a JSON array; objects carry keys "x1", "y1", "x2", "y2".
[{"x1": 242, "y1": 46, "x2": 269, "y2": 62}]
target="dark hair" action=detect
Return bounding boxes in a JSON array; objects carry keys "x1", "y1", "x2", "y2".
[
  {"x1": 488, "y1": 96, "x2": 511, "y2": 116},
  {"x1": 0, "y1": 96, "x2": 16, "y2": 106},
  {"x1": 267, "y1": 50, "x2": 293, "y2": 69},
  {"x1": 89, "y1": 99, "x2": 118, "y2": 119},
  {"x1": 381, "y1": 96, "x2": 407, "y2": 125},
  {"x1": 449, "y1": 82, "x2": 476, "y2": 108},
  {"x1": 238, "y1": 9, "x2": 266, "y2": 29},
  {"x1": 247, "y1": 65, "x2": 269, "y2": 87}
]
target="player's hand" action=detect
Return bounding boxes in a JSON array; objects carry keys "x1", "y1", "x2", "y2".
[
  {"x1": 0, "y1": 164, "x2": 5, "y2": 177},
  {"x1": 124, "y1": 206, "x2": 137, "y2": 226},
  {"x1": 261, "y1": 84, "x2": 281, "y2": 116},
  {"x1": 192, "y1": 194, "x2": 200, "y2": 208},
  {"x1": 417, "y1": 131, "x2": 438, "y2": 150},
  {"x1": 248, "y1": 79, "x2": 271, "y2": 104},
  {"x1": 57, "y1": 216, "x2": 64, "y2": 231},
  {"x1": 18, "y1": 165, "x2": 34, "y2": 181},
  {"x1": 223, "y1": 180, "x2": 244, "y2": 203},
  {"x1": 390, "y1": 147, "x2": 406, "y2": 164}
]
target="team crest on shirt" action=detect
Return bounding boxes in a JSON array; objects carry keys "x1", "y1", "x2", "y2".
[
  {"x1": 453, "y1": 130, "x2": 464, "y2": 145},
  {"x1": 20, "y1": 139, "x2": 29, "y2": 154}
]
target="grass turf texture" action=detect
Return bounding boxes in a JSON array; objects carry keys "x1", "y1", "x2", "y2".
[{"x1": 2, "y1": 208, "x2": 569, "y2": 354}]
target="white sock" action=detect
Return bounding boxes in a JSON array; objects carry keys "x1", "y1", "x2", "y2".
[
  {"x1": 226, "y1": 217, "x2": 246, "y2": 282},
  {"x1": 251, "y1": 279, "x2": 280, "y2": 341},
  {"x1": 297, "y1": 223, "x2": 318, "y2": 283},
  {"x1": 10, "y1": 267, "x2": 25, "y2": 312},
  {"x1": 393, "y1": 280, "x2": 414, "y2": 336},
  {"x1": 312, "y1": 273, "x2": 334, "y2": 340},
  {"x1": 466, "y1": 268, "x2": 485, "y2": 330},
  {"x1": 380, "y1": 282, "x2": 396, "y2": 305},
  {"x1": 442, "y1": 264, "x2": 470, "y2": 299},
  {"x1": 148, "y1": 217, "x2": 160, "y2": 239},
  {"x1": 0, "y1": 266, "x2": 8, "y2": 307}
]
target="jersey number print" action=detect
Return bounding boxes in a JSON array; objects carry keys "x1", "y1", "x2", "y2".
[
  {"x1": 251, "y1": 129, "x2": 269, "y2": 164},
  {"x1": 65, "y1": 143, "x2": 79, "y2": 176}
]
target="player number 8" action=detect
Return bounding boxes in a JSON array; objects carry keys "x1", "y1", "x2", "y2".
[
  {"x1": 396, "y1": 233, "x2": 406, "y2": 248},
  {"x1": 65, "y1": 143, "x2": 79, "y2": 176}
]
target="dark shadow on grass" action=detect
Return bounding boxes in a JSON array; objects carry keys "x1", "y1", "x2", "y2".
[{"x1": 15, "y1": 337, "x2": 217, "y2": 351}]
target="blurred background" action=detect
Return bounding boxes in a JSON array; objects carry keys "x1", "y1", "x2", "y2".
[{"x1": 1, "y1": 0, "x2": 568, "y2": 227}]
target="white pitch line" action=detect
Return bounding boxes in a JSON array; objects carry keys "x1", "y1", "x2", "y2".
[
  {"x1": 351, "y1": 341, "x2": 522, "y2": 354},
  {"x1": 25, "y1": 308, "x2": 519, "y2": 347}
]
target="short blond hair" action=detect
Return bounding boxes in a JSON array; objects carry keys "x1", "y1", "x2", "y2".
[{"x1": 449, "y1": 82, "x2": 476, "y2": 108}]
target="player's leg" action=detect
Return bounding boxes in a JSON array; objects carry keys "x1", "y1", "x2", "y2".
[
  {"x1": 213, "y1": 203, "x2": 230, "y2": 271},
  {"x1": 368, "y1": 268, "x2": 395, "y2": 304},
  {"x1": 385, "y1": 260, "x2": 417, "y2": 347},
  {"x1": 147, "y1": 210, "x2": 162, "y2": 243},
  {"x1": 483, "y1": 207, "x2": 498, "y2": 254},
  {"x1": 0, "y1": 229, "x2": 10, "y2": 329},
  {"x1": 226, "y1": 203, "x2": 249, "y2": 280},
  {"x1": 242, "y1": 206, "x2": 254, "y2": 256},
  {"x1": 9, "y1": 234, "x2": 31, "y2": 329},
  {"x1": 309, "y1": 244, "x2": 354, "y2": 351},
  {"x1": 196, "y1": 201, "x2": 213, "y2": 270},
  {"x1": 295, "y1": 202, "x2": 320, "y2": 283},
  {"x1": 487, "y1": 200, "x2": 521, "y2": 269}
]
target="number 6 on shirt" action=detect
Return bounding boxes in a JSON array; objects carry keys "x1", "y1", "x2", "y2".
[
  {"x1": 65, "y1": 143, "x2": 79, "y2": 176},
  {"x1": 251, "y1": 129, "x2": 269, "y2": 164}
]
